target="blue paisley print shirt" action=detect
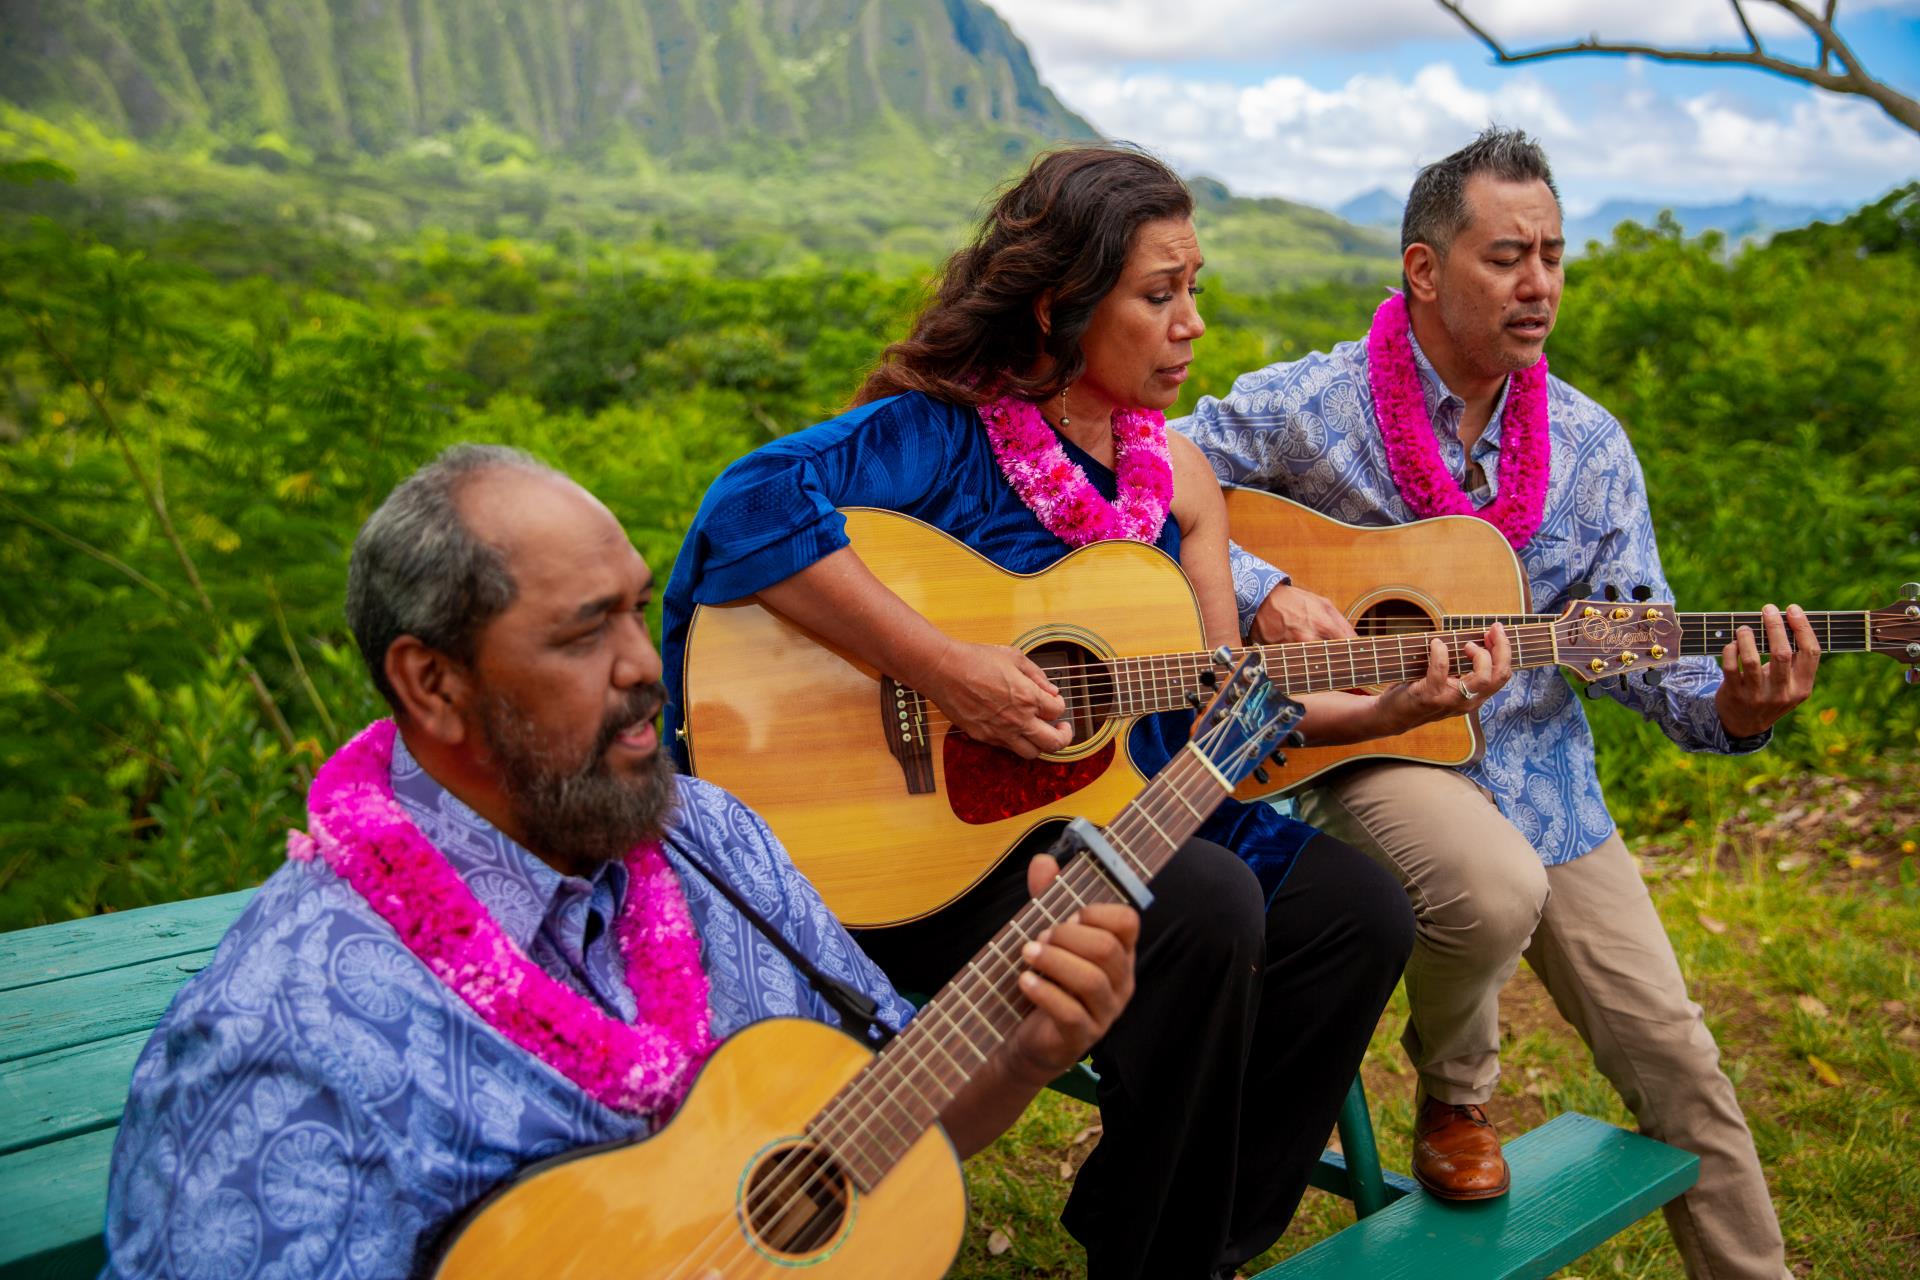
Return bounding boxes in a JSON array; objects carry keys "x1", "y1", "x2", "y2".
[
  {"x1": 1174, "y1": 328, "x2": 1766, "y2": 867},
  {"x1": 100, "y1": 736, "x2": 916, "y2": 1280}
]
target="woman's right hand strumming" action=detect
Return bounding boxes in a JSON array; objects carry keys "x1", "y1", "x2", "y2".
[
  {"x1": 754, "y1": 546, "x2": 1073, "y2": 760},
  {"x1": 918, "y1": 639, "x2": 1073, "y2": 759}
]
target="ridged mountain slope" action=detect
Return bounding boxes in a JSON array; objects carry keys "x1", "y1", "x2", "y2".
[{"x1": 0, "y1": 0, "x2": 1097, "y2": 161}]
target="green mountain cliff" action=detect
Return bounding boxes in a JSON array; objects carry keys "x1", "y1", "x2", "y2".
[
  {"x1": 0, "y1": 0, "x2": 1095, "y2": 162},
  {"x1": 0, "y1": 0, "x2": 1395, "y2": 286}
]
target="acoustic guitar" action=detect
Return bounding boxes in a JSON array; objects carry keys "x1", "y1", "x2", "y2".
[
  {"x1": 681, "y1": 507, "x2": 1685, "y2": 928},
  {"x1": 1222, "y1": 487, "x2": 1920, "y2": 798},
  {"x1": 432, "y1": 655, "x2": 1304, "y2": 1280}
]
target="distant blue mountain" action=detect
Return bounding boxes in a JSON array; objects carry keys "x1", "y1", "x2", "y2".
[
  {"x1": 1330, "y1": 187, "x2": 1852, "y2": 250},
  {"x1": 1336, "y1": 187, "x2": 1406, "y2": 230},
  {"x1": 1567, "y1": 195, "x2": 1852, "y2": 247}
]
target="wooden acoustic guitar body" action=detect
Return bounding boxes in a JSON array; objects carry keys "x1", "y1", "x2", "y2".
[
  {"x1": 1223, "y1": 487, "x2": 1531, "y2": 800},
  {"x1": 433, "y1": 1018, "x2": 967, "y2": 1280},
  {"x1": 683, "y1": 507, "x2": 1206, "y2": 929}
]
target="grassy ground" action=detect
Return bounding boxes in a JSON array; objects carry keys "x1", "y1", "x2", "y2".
[{"x1": 948, "y1": 758, "x2": 1920, "y2": 1278}]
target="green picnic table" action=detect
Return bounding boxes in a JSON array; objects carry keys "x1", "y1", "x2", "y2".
[{"x1": 0, "y1": 892, "x2": 1698, "y2": 1278}]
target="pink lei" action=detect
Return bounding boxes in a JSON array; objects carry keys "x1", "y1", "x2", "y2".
[
  {"x1": 979, "y1": 394, "x2": 1175, "y2": 548},
  {"x1": 1365, "y1": 291, "x2": 1551, "y2": 550},
  {"x1": 286, "y1": 720, "x2": 716, "y2": 1118}
]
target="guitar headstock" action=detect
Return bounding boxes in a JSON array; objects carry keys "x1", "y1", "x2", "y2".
[
  {"x1": 1553, "y1": 597, "x2": 1686, "y2": 684},
  {"x1": 1872, "y1": 584, "x2": 1920, "y2": 685},
  {"x1": 1192, "y1": 648, "x2": 1307, "y2": 786}
]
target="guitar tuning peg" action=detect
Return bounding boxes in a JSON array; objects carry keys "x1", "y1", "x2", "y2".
[
  {"x1": 1604, "y1": 584, "x2": 1621, "y2": 601},
  {"x1": 1267, "y1": 748, "x2": 1288, "y2": 767},
  {"x1": 1185, "y1": 690, "x2": 1206, "y2": 709},
  {"x1": 1284, "y1": 730, "x2": 1307, "y2": 749},
  {"x1": 1901, "y1": 582, "x2": 1920, "y2": 602},
  {"x1": 1566, "y1": 579, "x2": 1593, "y2": 600},
  {"x1": 1642, "y1": 668, "x2": 1664, "y2": 688},
  {"x1": 1211, "y1": 645, "x2": 1234, "y2": 667},
  {"x1": 1632, "y1": 584, "x2": 1653, "y2": 601},
  {"x1": 1199, "y1": 670, "x2": 1218, "y2": 689},
  {"x1": 1585, "y1": 679, "x2": 1611, "y2": 699},
  {"x1": 1252, "y1": 766, "x2": 1271, "y2": 785},
  {"x1": 1905, "y1": 667, "x2": 1919, "y2": 687}
]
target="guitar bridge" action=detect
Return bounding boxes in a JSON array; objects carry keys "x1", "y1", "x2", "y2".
[{"x1": 880, "y1": 676, "x2": 935, "y2": 795}]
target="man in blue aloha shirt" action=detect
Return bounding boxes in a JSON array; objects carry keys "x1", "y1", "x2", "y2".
[
  {"x1": 1177, "y1": 129, "x2": 1818, "y2": 1279},
  {"x1": 100, "y1": 445, "x2": 1138, "y2": 1280}
]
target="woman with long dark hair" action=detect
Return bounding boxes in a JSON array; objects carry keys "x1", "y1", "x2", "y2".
[{"x1": 661, "y1": 147, "x2": 1503, "y2": 1277}]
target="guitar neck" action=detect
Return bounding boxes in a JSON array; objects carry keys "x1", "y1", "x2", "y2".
[
  {"x1": 805, "y1": 742, "x2": 1231, "y2": 1191},
  {"x1": 1109, "y1": 621, "x2": 1562, "y2": 712},
  {"x1": 1433, "y1": 610, "x2": 1876, "y2": 658}
]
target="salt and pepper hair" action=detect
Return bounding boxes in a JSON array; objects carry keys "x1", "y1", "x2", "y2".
[
  {"x1": 346, "y1": 443, "x2": 560, "y2": 712},
  {"x1": 1401, "y1": 126, "x2": 1561, "y2": 284}
]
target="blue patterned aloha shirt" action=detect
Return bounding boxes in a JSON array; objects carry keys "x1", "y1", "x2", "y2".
[
  {"x1": 1174, "y1": 323, "x2": 1766, "y2": 867},
  {"x1": 100, "y1": 734, "x2": 916, "y2": 1280}
]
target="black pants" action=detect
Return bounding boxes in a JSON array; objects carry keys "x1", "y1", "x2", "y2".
[{"x1": 855, "y1": 831, "x2": 1414, "y2": 1280}]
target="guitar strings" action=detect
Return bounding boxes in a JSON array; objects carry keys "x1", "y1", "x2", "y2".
[
  {"x1": 923, "y1": 637, "x2": 1558, "y2": 711},
  {"x1": 655, "y1": 849, "x2": 1127, "y2": 1278},
  {"x1": 795, "y1": 744, "x2": 1230, "y2": 1239},
  {"x1": 1350, "y1": 611, "x2": 1873, "y2": 646},
  {"x1": 897, "y1": 633, "x2": 1561, "y2": 738},
  {"x1": 766, "y1": 728, "x2": 1273, "y2": 1272},
  {"x1": 662, "y1": 746, "x2": 1225, "y2": 1277}
]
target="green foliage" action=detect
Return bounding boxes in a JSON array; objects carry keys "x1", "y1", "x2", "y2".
[{"x1": 1548, "y1": 185, "x2": 1920, "y2": 834}]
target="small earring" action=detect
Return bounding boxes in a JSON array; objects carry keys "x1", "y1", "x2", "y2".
[{"x1": 1059, "y1": 384, "x2": 1071, "y2": 428}]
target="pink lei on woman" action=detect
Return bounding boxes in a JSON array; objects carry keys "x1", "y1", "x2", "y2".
[
  {"x1": 1365, "y1": 290, "x2": 1551, "y2": 550},
  {"x1": 979, "y1": 393, "x2": 1175, "y2": 548},
  {"x1": 286, "y1": 720, "x2": 716, "y2": 1118}
]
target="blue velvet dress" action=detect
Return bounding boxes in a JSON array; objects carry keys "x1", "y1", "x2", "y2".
[{"x1": 661, "y1": 391, "x2": 1315, "y2": 898}]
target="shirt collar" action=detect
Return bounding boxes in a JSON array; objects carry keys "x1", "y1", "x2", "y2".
[
  {"x1": 388, "y1": 734, "x2": 628, "y2": 958},
  {"x1": 1404, "y1": 324, "x2": 1512, "y2": 452}
]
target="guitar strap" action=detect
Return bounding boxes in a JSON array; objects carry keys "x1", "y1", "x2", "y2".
[{"x1": 665, "y1": 835, "x2": 897, "y2": 1048}]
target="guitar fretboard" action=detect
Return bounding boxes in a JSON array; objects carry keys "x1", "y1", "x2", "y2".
[
  {"x1": 1100, "y1": 621, "x2": 1561, "y2": 713},
  {"x1": 1419, "y1": 611, "x2": 1873, "y2": 658},
  {"x1": 805, "y1": 740, "x2": 1233, "y2": 1191}
]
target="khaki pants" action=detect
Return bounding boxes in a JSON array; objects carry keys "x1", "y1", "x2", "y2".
[{"x1": 1301, "y1": 761, "x2": 1787, "y2": 1280}]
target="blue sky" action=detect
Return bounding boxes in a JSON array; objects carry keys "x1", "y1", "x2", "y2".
[{"x1": 990, "y1": 1, "x2": 1920, "y2": 214}]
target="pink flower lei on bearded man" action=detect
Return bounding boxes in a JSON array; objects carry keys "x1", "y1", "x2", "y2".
[
  {"x1": 1365, "y1": 290, "x2": 1551, "y2": 550},
  {"x1": 286, "y1": 720, "x2": 716, "y2": 1118},
  {"x1": 978, "y1": 393, "x2": 1175, "y2": 548}
]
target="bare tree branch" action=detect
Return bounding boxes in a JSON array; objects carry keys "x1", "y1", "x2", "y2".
[
  {"x1": 1730, "y1": 0, "x2": 1761, "y2": 54},
  {"x1": 1434, "y1": 0, "x2": 1918, "y2": 136}
]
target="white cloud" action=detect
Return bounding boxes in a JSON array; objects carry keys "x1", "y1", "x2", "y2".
[
  {"x1": 1046, "y1": 59, "x2": 1920, "y2": 212},
  {"x1": 991, "y1": 0, "x2": 1920, "y2": 65}
]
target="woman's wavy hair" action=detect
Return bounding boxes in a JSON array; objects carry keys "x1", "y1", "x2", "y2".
[{"x1": 854, "y1": 146, "x2": 1193, "y2": 408}]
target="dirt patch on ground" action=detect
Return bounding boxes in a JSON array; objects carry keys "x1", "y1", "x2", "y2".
[{"x1": 1634, "y1": 758, "x2": 1919, "y2": 894}]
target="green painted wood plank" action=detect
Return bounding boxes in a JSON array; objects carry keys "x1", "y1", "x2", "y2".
[
  {"x1": 0, "y1": 1031, "x2": 147, "y2": 1156},
  {"x1": 0, "y1": 890, "x2": 254, "y2": 992},
  {"x1": 0, "y1": 1127, "x2": 114, "y2": 1277},
  {"x1": 1254, "y1": 1113, "x2": 1699, "y2": 1280},
  {"x1": 0, "y1": 950, "x2": 216, "y2": 1065},
  {"x1": 1307, "y1": 1149, "x2": 1419, "y2": 1205}
]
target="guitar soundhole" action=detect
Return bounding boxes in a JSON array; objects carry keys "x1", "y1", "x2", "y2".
[
  {"x1": 1028, "y1": 640, "x2": 1115, "y2": 745},
  {"x1": 740, "y1": 1140, "x2": 853, "y2": 1259},
  {"x1": 1354, "y1": 597, "x2": 1437, "y2": 637}
]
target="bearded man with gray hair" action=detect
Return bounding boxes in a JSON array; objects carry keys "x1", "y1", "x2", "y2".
[
  {"x1": 1175, "y1": 128, "x2": 1819, "y2": 1278},
  {"x1": 99, "y1": 445, "x2": 1138, "y2": 1279}
]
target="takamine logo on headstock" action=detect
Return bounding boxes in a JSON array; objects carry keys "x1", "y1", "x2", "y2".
[{"x1": 1554, "y1": 598, "x2": 1684, "y2": 683}]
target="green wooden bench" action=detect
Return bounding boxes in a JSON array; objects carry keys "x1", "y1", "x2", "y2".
[{"x1": 0, "y1": 892, "x2": 1698, "y2": 1278}]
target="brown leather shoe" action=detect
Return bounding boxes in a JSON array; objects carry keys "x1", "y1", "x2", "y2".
[{"x1": 1412, "y1": 1095, "x2": 1511, "y2": 1200}]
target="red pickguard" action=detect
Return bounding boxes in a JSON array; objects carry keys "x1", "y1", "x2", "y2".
[{"x1": 942, "y1": 732, "x2": 1116, "y2": 825}]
